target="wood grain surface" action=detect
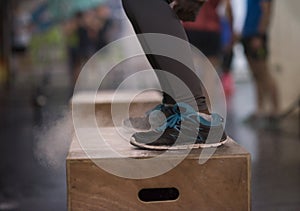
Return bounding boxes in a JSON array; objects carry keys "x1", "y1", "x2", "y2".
[{"x1": 67, "y1": 128, "x2": 250, "y2": 211}]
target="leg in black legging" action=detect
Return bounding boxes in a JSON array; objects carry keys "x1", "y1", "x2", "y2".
[{"x1": 122, "y1": 0, "x2": 208, "y2": 112}]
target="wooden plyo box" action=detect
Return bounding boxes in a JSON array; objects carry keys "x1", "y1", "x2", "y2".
[
  {"x1": 67, "y1": 127, "x2": 251, "y2": 211},
  {"x1": 71, "y1": 91, "x2": 162, "y2": 127}
]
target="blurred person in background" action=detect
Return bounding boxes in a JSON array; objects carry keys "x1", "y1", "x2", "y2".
[
  {"x1": 63, "y1": 4, "x2": 113, "y2": 87},
  {"x1": 183, "y1": 0, "x2": 234, "y2": 105},
  {"x1": 62, "y1": 13, "x2": 80, "y2": 87},
  {"x1": 241, "y1": 0, "x2": 279, "y2": 122},
  {"x1": 219, "y1": 0, "x2": 235, "y2": 99},
  {"x1": 183, "y1": 0, "x2": 223, "y2": 68}
]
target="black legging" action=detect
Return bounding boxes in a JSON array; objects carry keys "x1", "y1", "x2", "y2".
[{"x1": 122, "y1": 0, "x2": 208, "y2": 111}]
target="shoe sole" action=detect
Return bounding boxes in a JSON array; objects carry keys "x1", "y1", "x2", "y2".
[{"x1": 130, "y1": 136, "x2": 229, "y2": 150}]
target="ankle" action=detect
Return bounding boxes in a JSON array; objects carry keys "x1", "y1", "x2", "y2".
[
  {"x1": 200, "y1": 108, "x2": 211, "y2": 115},
  {"x1": 197, "y1": 112, "x2": 212, "y2": 121}
]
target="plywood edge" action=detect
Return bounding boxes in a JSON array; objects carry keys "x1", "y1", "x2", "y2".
[
  {"x1": 67, "y1": 134, "x2": 250, "y2": 161},
  {"x1": 247, "y1": 152, "x2": 252, "y2": 211},
  {"x1": 66, "y1": 152, "x2": 250, "y2": 164},
  {"x1": 72, "y1": 90, "x2": 162, "y2": 105},
  {"x1": 66, "y1": 157, "x2": 72, "y2": 211}
]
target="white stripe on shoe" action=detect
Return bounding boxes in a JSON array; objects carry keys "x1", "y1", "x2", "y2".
[{"x1": 130, "y1": 136, "x2": 229, "y2": 150}]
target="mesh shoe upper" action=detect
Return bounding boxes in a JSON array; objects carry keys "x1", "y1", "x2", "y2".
[
  {"x1": 123, "y1": 104, "x2": 175, "y2": 131},
  {"x1": 131, "y1": 103, "x2": 227, "y2": 149}
]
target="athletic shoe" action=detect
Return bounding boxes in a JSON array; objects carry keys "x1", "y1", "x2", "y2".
[
  {"x1": 122, "y1": 104, "x2": 174, "y2": 131},
  {"x1": 130, "y1": 103, "x2": 228, "y2": 150}
]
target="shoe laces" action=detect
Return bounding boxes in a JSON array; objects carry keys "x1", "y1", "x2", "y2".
[
  {"x1": 155, "y1": 102, "x2": 224, "y2": 132},
  {"x1": 145, "y1": 104, "x2": 165, "y2": 116}
]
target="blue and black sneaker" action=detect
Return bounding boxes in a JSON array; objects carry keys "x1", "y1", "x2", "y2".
[
  {"x1": 130, "y1": 103, "x2": 228, "y2": 150},
  {"x1": 122, "y1": 104, "x2": 175, "y2": 131}
]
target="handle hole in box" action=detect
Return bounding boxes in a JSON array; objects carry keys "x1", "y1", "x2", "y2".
[{"x1": 138, "y1": 187, "x2": 179, "y2": 202}]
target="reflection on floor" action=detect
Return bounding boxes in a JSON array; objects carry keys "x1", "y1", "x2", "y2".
[
  {"x1": 0, "y1": 77, "x2": 299, "y2": 211},
  {"x1": 227, "y1": 82, "x2": 300, "y2": 210}
]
